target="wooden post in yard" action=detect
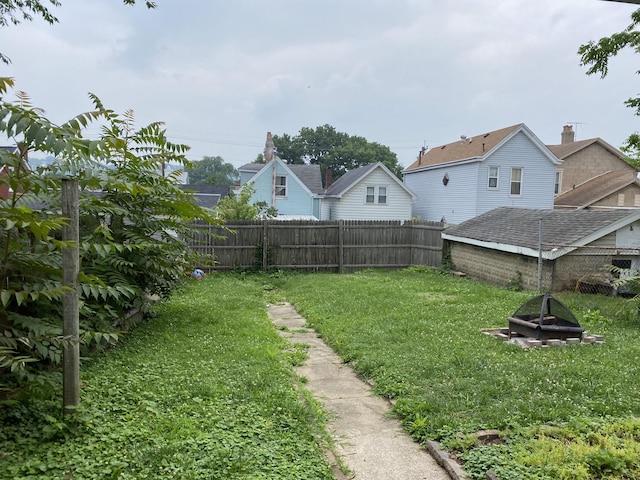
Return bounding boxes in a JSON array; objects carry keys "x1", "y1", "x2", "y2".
[
  {"x1": 62, "y1": 178, "x2": 80, "y2": 415},
  {"x1": 338, "y1": 220, "x2": 344, "y2": 273}
]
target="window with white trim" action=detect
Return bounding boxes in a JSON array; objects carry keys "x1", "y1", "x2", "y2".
[
  {"x1": 510, "y1": 168, "x2": 522, "y2": 196},
  {"x1": 275, "y1": 175, "x2": 287, "y2": 197},
  {"x1": 635, "y1": 194, "x2": 640, "y2": 207},
  {"x1": 618, "y1": 193, "x2": 625, "y2": 206},
  {"x1": 488, "y1": 166, "x2": 499, "y2": 189},
  {"x1": 378, "y1": 187, "x2": 387, "y2": 204},
  {"x1": 554, "y1": 171, "x2": 562, "y2": 195},
  {"x1": 365, "y1": 185, "x2": 388, "y2": 204}
]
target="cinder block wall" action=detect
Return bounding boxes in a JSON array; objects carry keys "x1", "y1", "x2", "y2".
[
  {"x1": 553, "y1": 252, "x2": 613, "y2": 291},
  {"x1": 450, "y1": 243, "x2": 553, "y2": 290},
  {"x1": 451, "y1": 242, "x2": 614, "y2": 292}
]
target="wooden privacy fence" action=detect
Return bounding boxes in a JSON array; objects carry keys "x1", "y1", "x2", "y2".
[{"x1": 186, "y1": 219, "x2": 444, "y2": 272}]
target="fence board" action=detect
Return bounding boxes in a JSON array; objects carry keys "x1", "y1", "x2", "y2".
[{"x1": 186, "y1": 219, "x2": 443, "y2": 272}]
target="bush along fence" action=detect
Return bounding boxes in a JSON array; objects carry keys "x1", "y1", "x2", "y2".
[{"x1": 186, "y1": 219, "x2": 445, "y2": 273}]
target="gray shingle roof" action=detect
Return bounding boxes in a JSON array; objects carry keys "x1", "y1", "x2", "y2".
[
  {"x1": 444, "y1": 207, "x2": 637, "y2": 250},
  {"x1": 288, "y1": 164, "x2": 324, "y2": 194},
  {"x1": 324, "y1": 163, "x2": 378, "y2": 196}
]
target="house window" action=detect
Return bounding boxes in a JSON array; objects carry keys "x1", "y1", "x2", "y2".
[
  {"x1": 618, "y1": 193, "x2": 625, "y2": 207},
  {"x1": 378, "y1": 187, "x2": 387, "y2": 204},
  {"x1": 554, "y1": 171, "x2": 562, "y2": 195},
  {"x1": 275, "y1": 175, "x2": 287, "y2": 197},
  {"x1": 488, "y1": 166, "x2": 499, "y2": 189},
  {"x1": 510, "y1": 168, "x2": 522, "y2": 196},
  {"x1": 635, "y1": 194, "x2": 640, "y2": 207},
  {"x1": 366, "y1": 186, "x2": 375, "y2": 203},
  {"x1": 366, "y1": 186, "x2": 387, "y2": 204}
]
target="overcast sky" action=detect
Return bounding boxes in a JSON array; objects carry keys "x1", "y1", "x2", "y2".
[{"x1": 1, "y1": 0, "x2": 638, "y2": 169}]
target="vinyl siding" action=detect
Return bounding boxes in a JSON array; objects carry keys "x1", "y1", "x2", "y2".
[
  {"x1": 476, "y1": 131, "x2": 556, "y2": 215},
  {"x1": 250, "y1": 162, "x2": 317, "y2": 217},
  {"x1": 331, "y1": 169, "x2": 413, "y2": 220},
  {"x1": 404, "y1": 162, "x2": 480, "y2": 224},
  {"x1": 405, "y1": 131, "x2": 556, "y2": 225}
]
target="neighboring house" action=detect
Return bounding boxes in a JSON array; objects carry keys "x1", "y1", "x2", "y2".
[
  {"x1": 442, "y1": 207, "x2": 640, "y2": 292},
  {"x1": 237, "y1": 157, "x2": 324, "y2": 220},
  {"x1": 548, "y1": 125, "x2": 636, "y2": 196},
  {"x1": 547, "y1": 125, "x2": 640, "y2": 209},
  {"x1": 322, "y1": 162, "x2": 415, "y2": 220},
  {"x1": 403, "y1": 124, "x2": 561, "y2": 225},
  {"x1": 554, "y1": 170, "x2": 640, "y2": 210},
  {"x1": 178, "y1": 184, "x2": 233, "y2": 209}
]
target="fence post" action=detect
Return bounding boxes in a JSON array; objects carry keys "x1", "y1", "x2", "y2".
[
  {"x1": 262, "y1": 220, "x2": 268, "y2": 270},
  {"x1": 338, "y1": 220, "x2": 344, "y2": 273},
  {"x1": 62, "y1": 178, "x2": 80, "y2": 416},
  {"x1": 537, "y1": 218, "x2": 543, "y2": 291}
]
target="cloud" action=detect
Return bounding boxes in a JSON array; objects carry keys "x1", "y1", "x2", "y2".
[{"x1": 0, "y1": 0, "x2": 638, "y2": 167}]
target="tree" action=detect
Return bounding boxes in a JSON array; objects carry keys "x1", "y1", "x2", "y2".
[
  {"x1": 0, "y1": 0, "x2": 157, "y2": 64},
  {"x1": 0, "y1": 78, "x2": 220, "y2": 393},
  {"x1": 216, "y1": 183, "x2": 277, "y2": 220},
  {"x1": 185, "y1": 155, "x2": 238, "y2": 185},
  {"x1": 272, "y1": 125, "x2": 403, "y2": 184},
  {"x1": 579, "y1": 7, "x2": 640, "y2": 162}
]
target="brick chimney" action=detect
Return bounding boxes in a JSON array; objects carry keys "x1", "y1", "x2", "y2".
[
  {"x1": 264, "y1": 132, "x2": 275, "y2": 162},
  {"x1": 561, "y1": 125, "x2": 575, "y2": 144},
  {"x1": 325, "y1": 167, "x2": 333, "y2": 189}
]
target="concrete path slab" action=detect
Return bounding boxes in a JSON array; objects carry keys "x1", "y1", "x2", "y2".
[{"x1": 268, "y1": 302, "x2": 454, "y2": 480}]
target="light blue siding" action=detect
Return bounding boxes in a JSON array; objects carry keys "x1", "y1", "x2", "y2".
[
  {"x1": 405, "y1": 162, "x2": 480, "y2": 224},
  {"x1": 249, "y1": 162, "x2": 318, "y2": 217},
  {"x1": 475, "y1": 131, "x2": 556, "y2": 215},
  {"x1": 404, "y1": 130, "x2": 557, "y2": 225}
]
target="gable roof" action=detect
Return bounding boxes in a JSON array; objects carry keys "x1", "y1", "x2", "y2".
[
  {"x1": 404, "y1": 124, "x2": 560, "y2": 173},
  {"x1": 238, "y1": 162, "x2": 264, "y2": 173},
  {"x1": 324, "y1": 162, "x2": 415, "y2": 199},
  {"x1": 442, "y1": 207, "x2": 640, "y2": 259},
  {"x1": 554, "y1": 171, "x2": 640, "y2": 209},
  {"x1": 288, "y1": 163, "x2": 324, "y2": 194},
  {"x1": 242, "y1": 157, "x2": 324, "y2": 196},
  {"x1": 546, "y1": 137, "x2": 626, "y2": 161}
]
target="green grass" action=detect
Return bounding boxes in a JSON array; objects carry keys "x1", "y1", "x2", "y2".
[
  {"x1": 274, "y1": 267, "x2": 640, "y2": 479},
  {"x1": 2, "y1": 268, "x2": 640, "y2": 479},
  {"x1": 0, "y1": 275, "x2": 335, "y2": 479}
]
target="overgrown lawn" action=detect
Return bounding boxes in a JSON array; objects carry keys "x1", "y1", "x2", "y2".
[
  {"x1": 0, "y1": 276, "x2": 334, "y2": 480},
  {"x1": 275, "y1": 268, "x2": 640, "y2": 479}
]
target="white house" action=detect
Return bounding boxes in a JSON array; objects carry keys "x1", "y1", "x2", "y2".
[
  {"x1": 322, "y1": 162, "x2": 415, "y2": 220},
  {"x1": 403, "y1": 124, "x2": 562, "y2": 225}
]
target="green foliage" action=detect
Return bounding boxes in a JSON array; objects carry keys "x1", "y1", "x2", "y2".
[
  {"x1": 0, "y1": 278, "x2": 335, "y2": 479},
  {"x1": 185, "y1": 155, "x2": 238, "y2": 185},
  {"x1": 620, "y1": 132, "x2": 640, "y2": 169},
  {"x1": 507, "y1": 270, "x2": 524, "y2": 291},
  {"x1": 579, "y1": 7, "x2": 640, "y2": 149},
  {"x1": 0, "y1": 78, "x2": 220, "y2": 392},
  {"x1": 216, "y1": 182, "x2": 277, "y2": 220},
  {"x1": 273, "y1": 124, "x2": 403, "y2": 184}
]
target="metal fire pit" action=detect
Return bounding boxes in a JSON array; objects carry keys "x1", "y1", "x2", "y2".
[{"x1": 508, "y1": 294, "x2": 584, "y2": 341}]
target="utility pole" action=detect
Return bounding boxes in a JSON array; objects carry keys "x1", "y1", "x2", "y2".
[{"x1": 62, "y1": 178, "x2": 80, "y2": 415}]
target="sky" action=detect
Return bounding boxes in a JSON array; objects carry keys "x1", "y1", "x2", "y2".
[{"x1": 0, "y1": 0, "x2": 639, "y2": 170}]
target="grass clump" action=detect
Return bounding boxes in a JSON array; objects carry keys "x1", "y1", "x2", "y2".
[{"x1": 0, "y1": 274, "x2": 334, "y2": 479}]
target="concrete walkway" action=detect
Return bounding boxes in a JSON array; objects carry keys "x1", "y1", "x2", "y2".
[{"x1": 267, "y1": 302, "x2": 455, "y2": 480}]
